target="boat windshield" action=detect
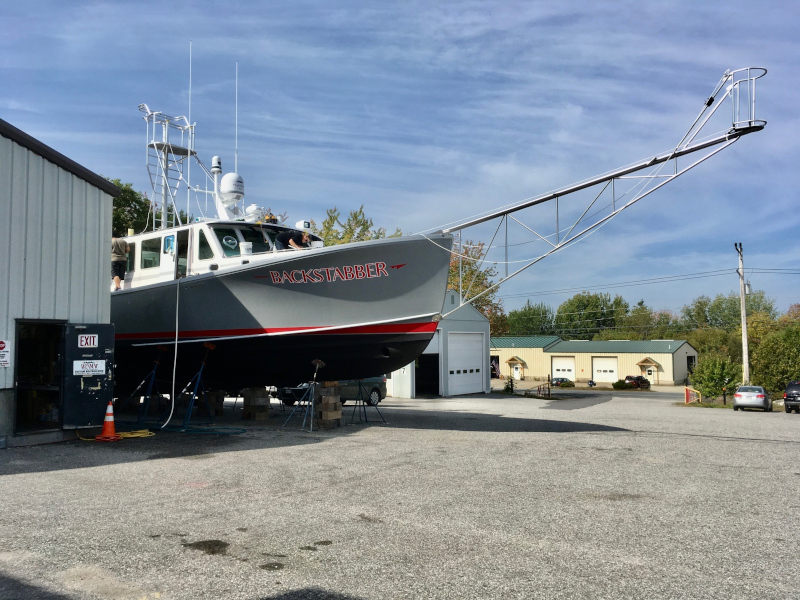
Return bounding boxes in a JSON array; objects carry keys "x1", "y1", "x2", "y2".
[{"x1": 210, "y1": 225, "x2": 276, "y2": 257}]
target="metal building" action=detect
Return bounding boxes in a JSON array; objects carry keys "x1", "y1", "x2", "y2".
[
  {"x1": 388, "y1": 290, "x2": 491, "y2": 397},
  {"x1": 0, "y1": 118, "x2": 120, "y2": 447},
  {"x1": 490, "y1": 337, "x2": 698, "y2": 386}
]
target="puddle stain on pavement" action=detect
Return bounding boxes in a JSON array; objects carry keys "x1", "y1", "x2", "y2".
[{"x1": 182, "y1": 540, "x2": 230, "y2": 555}]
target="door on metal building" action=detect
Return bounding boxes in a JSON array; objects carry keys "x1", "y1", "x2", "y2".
[
  {"x1": 14, "y1": 320, "x2": 65, "y2": 433},
  {"x1": 61, "y1": 324, "x2": 115, "y2": 429},
  {"x1": 447, "y1": 332, "x2": 484, "y2": 395},
  {"x1": 592, "y1": 357, "x2": 618, "y2": 383}
]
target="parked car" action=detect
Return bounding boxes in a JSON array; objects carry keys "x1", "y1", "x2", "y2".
[
  {"x1": 551, "y1": 377, "x2": 571, "y2": 387},
  {"x1": 733, "y1": 385, "x2": 772, "y2": 412},
  {"x1": 339, "y1": 376, "x2": 387, "y2": 406},
  {"x1": 783, "y1": 381, "x2": 800, "y2": 413},
  {"x1": 625, "y1": 376, "x2": 651, "y2": 389},
  {"x1": 279, "y1": 376, "x2": 387, "y2": 406}
]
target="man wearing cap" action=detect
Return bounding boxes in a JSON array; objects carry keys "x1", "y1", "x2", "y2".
[{"x1": 275, "y1": 230, "x2": 311, "y2": 250}]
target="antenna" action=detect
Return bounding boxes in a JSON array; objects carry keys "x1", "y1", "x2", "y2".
[
  {"x1": 187, "y1": 41, "x2": 193, "y2": 221},
  {"x1": 235, "y1": 62, "x2": 239, "y2": 173}
]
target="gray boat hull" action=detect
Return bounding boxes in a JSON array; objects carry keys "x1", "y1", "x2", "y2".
[{"x1": 112, "y1": 233, "x2": 453, "y2": 393}]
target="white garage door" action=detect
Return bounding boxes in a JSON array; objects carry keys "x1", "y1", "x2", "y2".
[
  {"x1": 592, "y1": 357, "x2": 618, "y2": 383},
  {"x1": 551, "y1": 357, "x2": 576, "y2": 381},
  {"x1": 447, "y1": 332, "x2": 485, "y2": 396}
]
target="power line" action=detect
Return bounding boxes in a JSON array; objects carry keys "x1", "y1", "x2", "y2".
[{"x1": 498, "y1": 267, "x2": 800, "y2": 301}]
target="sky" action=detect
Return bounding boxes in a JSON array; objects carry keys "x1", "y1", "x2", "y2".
[{"x1": 3, "y1": 1, "x2": 799, "y2": 318}]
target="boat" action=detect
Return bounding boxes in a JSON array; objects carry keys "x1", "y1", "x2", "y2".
[{"x1": 111, "y1": 106, "x2": 453, "y2": 394}]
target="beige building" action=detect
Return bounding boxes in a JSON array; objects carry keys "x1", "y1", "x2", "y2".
[{"x1": 491, "y1": 337, "x2": 697, "y2": 386}]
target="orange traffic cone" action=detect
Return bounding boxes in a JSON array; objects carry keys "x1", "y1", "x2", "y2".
[{"x1": 95, "y1": 401, "x2": 121, "y2": 442}]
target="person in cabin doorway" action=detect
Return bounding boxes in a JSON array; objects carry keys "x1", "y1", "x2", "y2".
[
  {"x1": 111, "y1": 231, "x2": 130, "y2": 291},
  {"x1": 275, "y1": 230, "x2": 311, "y2": 250}
]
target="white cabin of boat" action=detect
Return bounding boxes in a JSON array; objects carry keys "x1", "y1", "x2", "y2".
[{"x1": 113, "y1": 221, "x2": 323, "y2": 291}]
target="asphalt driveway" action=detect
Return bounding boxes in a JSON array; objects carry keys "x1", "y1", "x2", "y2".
[{"x1": 1, "y1": 390, "x2": 798, "y2": 599}]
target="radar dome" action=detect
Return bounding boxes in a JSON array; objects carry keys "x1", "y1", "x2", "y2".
[{"x1": 219, "y1": 173, "x2": 245, "y2": 206}]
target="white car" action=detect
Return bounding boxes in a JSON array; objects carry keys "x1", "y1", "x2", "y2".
[{"x1": 733, "y1": 386, "x2": 773, "y2": 412}]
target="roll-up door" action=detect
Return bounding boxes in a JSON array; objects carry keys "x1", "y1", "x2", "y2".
[
  {"x1": 592, "y1": 357, "x2": 618, "y2": 383},
  {"x1": 551, "y1": 356, "x2": 576, "y2": 381},
  {"x1": 447, "y1": 333, "x2": 484, "y2": 395}
]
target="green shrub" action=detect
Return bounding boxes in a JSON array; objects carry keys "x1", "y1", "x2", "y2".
[
  {"x1": 559, "y1": 380, "x2": 575, "y2": 388},
  {"x1": 612, "y1": 380, "x2": 631, "y2": 390},
  {"x1": 690, "y1": 352, "x2": 741, "y2": 400}
]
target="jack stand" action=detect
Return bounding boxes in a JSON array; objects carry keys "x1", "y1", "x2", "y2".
[
  {"x1": 179, "y1": 342, "x2": 216, "y2": 428},
  {"x1": 349, "y1": 380, "x2": 387, "y2": 424},
  {"x1": 121, "y1": 345, "x2": 168, "y2": 423},
  {"x1": 282, "y1": 359, "x2": 325, "y2": 432}
]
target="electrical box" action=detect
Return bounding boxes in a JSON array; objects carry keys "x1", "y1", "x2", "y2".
[{"x1": 61, "y1": 324, "x2": 115, "y2": 428}]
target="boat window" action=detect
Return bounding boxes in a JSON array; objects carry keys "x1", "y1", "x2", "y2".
[
  {"x1": 126, "y1": 243, "x2": 136, "y2": 272},
  {"x1": 212, "y1": 227, "x2": 241, "y2": 257},
  {"x1": 239, "y1": 226, "x2": 272, "y2": 254},
  {"x1": 163, "y1": 235, "x2": 175, "y2": 254},
  {"x1": 198, "y1": 230, "x2": 214, "y2": 260},
  {"x1": 141, "y1": 238, "x2": 161, "y2": 269}
]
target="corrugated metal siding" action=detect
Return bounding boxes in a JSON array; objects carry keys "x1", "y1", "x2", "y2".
[
  {"x1": 490, "y1": 336, "x2": 561, "y2": 349},
  {"x1": 0, "y1": 135, "x2": 112, "y2": 389},
  {"x1": 492, "y1": 348, "x2": 553, "y2": 380},
  {"x1": 491, "y1": 347, "x2": 692, "y2": 384},
  {"x1": 545, "y1": 340, "x2": 690, "y2": 354}
]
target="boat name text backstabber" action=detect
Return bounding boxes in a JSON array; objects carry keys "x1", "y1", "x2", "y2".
[{"x1": 265, "y1": 261, "x2": 400, "y2": 285}]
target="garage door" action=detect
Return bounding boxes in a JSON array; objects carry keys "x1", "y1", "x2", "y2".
[
  {"x1": 551, "y1": 356, "x2": 576, "y2": 381},
  {"x1": 447, "y1": 333, "x2": 485, "y2": 396},
  {"x1": 592, "y1": 357, "x2": 618, "y2": 383}
]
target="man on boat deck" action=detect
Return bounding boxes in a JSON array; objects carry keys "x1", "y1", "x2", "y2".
[
  {"x1": 275, "y1": 229, "x2": 311, "y2": 251},
  {"x1": 111, "y1": 231, "x2": 130, "y2": 291}
]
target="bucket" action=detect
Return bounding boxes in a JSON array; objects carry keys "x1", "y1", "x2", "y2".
[{"x1": 240, "y1": 242, "x2": 253, "y2": 255}]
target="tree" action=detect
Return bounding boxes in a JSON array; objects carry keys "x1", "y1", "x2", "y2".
[
  {"x1": 310, "y1": 205, "x2": 401, "y2": 246},
  {"x1": 447, "y1": 240, "x2": 506, "y2": 335},
  {"x1": 690, "y1": 352, "x2": 742, "y2": 400},
  {"x1": 685, "y1": 327, "x2": 741, "y2": 364},
  {"x1": 554, "y1": 292, "x2": 629, "y2": 340},
  {"x1": 681, "y1": 290, "x2": 778, "y2": 331},
  {"x1": 111, "y1": 179, "x2": 150, "y2": 235},
  {"x1": 507, "y1": 301, "x2": 555, "y2": 336},
  {"x1": 751, "y1": 324, "x2": 800, "y2": 393},
  {"x1": 780, "y1": 303, "x2": 800, "y2": 324}
]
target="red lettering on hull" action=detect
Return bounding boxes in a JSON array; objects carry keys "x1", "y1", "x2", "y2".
[{"x1": 260, "y1": 261, "x2": 400, "y2": 285}]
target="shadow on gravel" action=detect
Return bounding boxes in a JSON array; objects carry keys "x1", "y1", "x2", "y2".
[
  {"x1": 258, "y1": 589, "x2": 367, "y2": 600},
  {"x1": 381, "y1": 406, "x2": 628, "y2": 434},
  {"x1": 0, "y1": 400, "x2": 628, "y2": 476},
  {"x1": 0, "y1": 573, "x2": 75, "y2": 600}
]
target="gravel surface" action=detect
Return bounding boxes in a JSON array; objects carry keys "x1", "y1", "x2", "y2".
[{"x1": 1, "y1": 391, "x2": 798, "y2": 599}]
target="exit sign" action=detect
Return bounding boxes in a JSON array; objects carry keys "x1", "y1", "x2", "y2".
[{"x1": 78, "y1": 335, "x2": 98, "y2": 348}]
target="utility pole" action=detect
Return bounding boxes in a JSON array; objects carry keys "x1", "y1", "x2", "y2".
[{"x1": 735, "y1": 243, "x2": 750, "y2": 384}]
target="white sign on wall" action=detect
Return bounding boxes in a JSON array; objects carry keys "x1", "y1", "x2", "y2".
[
  {"x1": 73, "y1": 360, "x2": 106, "y2": 376},
  {"x1": 0, "y1": 340, "x2": 9, "y2": 368}
]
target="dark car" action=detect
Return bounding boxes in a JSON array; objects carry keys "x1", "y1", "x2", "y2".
[
  {"x1": 784, "y1": 381, "x2": 800, "y2": 414},
  {"x1": 551, "y1": 377, "x2": 571, "y2": 387},
  {"x1": 625, "y1": 376, "x2": 651, "y2": 389}
]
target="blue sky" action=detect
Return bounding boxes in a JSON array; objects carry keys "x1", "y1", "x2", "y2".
[{"x1": 4, "y1": 1, "x2": 799, "y2": 317}]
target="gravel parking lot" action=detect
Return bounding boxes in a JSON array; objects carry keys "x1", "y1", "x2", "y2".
[{"x1": 1, "y1": 390, "x2": 798, "y2": 599}]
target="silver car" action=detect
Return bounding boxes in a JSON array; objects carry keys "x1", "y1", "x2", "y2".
[{"x1": 733, "y1": 385, "x2": 773, "y2": 412}]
